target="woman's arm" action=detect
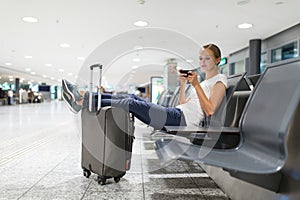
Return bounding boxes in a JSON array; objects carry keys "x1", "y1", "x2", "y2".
[
  {"x1": 177, "y1": 74, "x2": 190, "y2": 105},
  {"x1": 187, "y1": 72, "x2": 226, "y2": 116}
]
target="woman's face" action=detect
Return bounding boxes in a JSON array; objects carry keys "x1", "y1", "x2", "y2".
[{"x1": 199, "y1": 48, "x2": 219, "y2": 73}]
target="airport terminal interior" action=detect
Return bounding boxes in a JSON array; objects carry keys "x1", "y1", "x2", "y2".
[{"x1": 0, "y1": 1, "x2": 300, "y2": 200}]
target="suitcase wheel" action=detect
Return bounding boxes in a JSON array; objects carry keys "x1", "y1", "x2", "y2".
[
  {"x1": 83, "y1": 169, "x2": 91, "y2": 178},
  {"x1": 97, "y1": 176, "x2": 107, "y2": 185},
  {"x1": 114, "y1": 177, "x2": 121, "y2": 183}
]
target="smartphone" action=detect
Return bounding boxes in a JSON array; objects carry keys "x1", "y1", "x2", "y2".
[{"x1": 179, "y1": 69, "x2": 195, "y2": 77}]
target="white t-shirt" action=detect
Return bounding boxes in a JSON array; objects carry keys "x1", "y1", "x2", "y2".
[{"x1": 176, "y1": 74, "x2": 227, "y2": 127}]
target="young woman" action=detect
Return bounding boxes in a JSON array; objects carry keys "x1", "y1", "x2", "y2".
[{"x1": 62, "y1": 44, "x2": 227, "y2": 129}]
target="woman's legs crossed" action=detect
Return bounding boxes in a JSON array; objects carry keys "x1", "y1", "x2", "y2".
[
  {"x1": 101, "y1": 93, "x2": 146, "y2": 102},
  {"x1": 83, "y1": 93, "x2": 146, "y2": 108},
  {"x1": 82, "y1": 92, "x2": 186, "y2": 129}
]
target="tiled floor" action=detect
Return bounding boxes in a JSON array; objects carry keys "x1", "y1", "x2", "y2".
[{"x1": 0, "y1": 101, "x2": 229, "y2": 200}]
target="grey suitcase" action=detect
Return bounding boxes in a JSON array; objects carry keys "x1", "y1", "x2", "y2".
[{"x1": 81, "y1": 64, "x2": 135, "y2": 185}]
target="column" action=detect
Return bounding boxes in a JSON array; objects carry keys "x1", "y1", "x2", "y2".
[
  {"x1": 248, "y1": 39, "x2": 261, "y2": 75},
  {"x1": 164, "y1": 58, "x2": 178, "y2": 92}
]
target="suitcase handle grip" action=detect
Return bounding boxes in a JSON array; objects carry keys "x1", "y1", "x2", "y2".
[
  {"x1": 90, "y1": 64, "x2": 102, "y2": 70},
  {"x1": 89, "y1": 64, "x2": 103, "y2": 112}
]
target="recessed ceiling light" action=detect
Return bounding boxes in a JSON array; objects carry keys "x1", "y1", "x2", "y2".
[
  {"x1": 9, "y1": 78, "x2": 14, "y2": 82},
  {"x1": 132, "y1": 65, "x2": 139, "y2": 69},
  {"x1": 25, "y1": 68, "x2": 31, "y2": 71},
  {"x1": 42, "y1": 75, "x2": 47, "y2": 78},
  {"x1": 50, "y1": 77, "x2": 55, "y2": 80},
  {"x1": 60, "y1": 43, "x2": 71, "y2": 48},
  {"x1": 30, "y1": 72, "x2": 36, "y2": 75},
  {"x1": 237, "y1": 0, "x2": 250, "y2": 6},
  {"x1": 77, "y1": 57, "x2": 85, "y2": 61},
  {"x1": 5, "y1": 62, "x2": 12, "y2": 66},
  {"x1": 24, "y1": 55, "x2": 33, "y2": 59},
  {"x1": 22, "y1": 16, "x2": 39, "y2": 23},
  {"x1": 133, "y1": 20, "x2": 148, "y2": 27},
  {"x1": 133, "y1": 58, "x2": 141, "y2": 62},
  {"x1": 237, "y1": 23, "x2": 253, "y2": 29},
  {"x1": 186, "y1": 59, "x2": 194, "y2": 63},
  {"x1": 45, "y1": 63, "x2": 52, "y2": 67},
  {"x1": 58, "y1": 68, "x2": 64, "y2": 72},
  {"x1": 68, "y1": 73, "x2": 73, "y2": 76}
]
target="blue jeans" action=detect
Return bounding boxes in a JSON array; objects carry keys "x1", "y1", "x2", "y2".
[{"x1": 83, "y1": 93, "x2": 186, "y2": 130}]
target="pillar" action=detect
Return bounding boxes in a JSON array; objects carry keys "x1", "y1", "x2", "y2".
[
  {"x1": 164, "y1": 58, "x2": 178, "y2": 92},
  {"x1": 248, "y1": 39, "x2": 261, "y2": 75}
]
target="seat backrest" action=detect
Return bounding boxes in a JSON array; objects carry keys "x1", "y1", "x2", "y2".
[
  {"x1": 205, "y1": 72, "x2": 249, "y2": 127},
  {"x1": 157, "y1": 89, "x2": 166, "y2": 105},
  {"x1": 167, "y1": 86, "x2": 180, "y2": 107},
  {"x1": 224, "y1": 91, "x2": 251, "y2": 127},
  {"x1": 162, "y1": 90, "x2": 174, "y2": 107},
  {"x1": 247, "y1": 74, "x2": 261, "y2": 87},
  {"x1": 184, "y1": 83, "x2": 193, "y2": 97},
  {"x1": 157, "y1": 89, "x2": 173, "y2": 106},
  {"x1": 240, "y1": 58, "x2": 300, "y2": 158},
  {"x1": 168, "y1": 84, "x2": 192, "y2": 107}
]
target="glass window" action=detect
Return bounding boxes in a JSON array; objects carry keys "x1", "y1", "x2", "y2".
[
  {"x1": 235, "y1": 60, "x2": 245, "y2": 74},
  {"x1": 282, "y1": 42, "x2": 298, "y2": 60},
  {"x1": 220, "y1": 65, "x2": 229, "y2": 76},
  {"x1": 260, "y1": 52, "x2": 267, "y2": 73},
  {"x1": 271, "y1": 48, "x2": 282, "y2": 63},
  {"x1": 271, "y1": 41, "x2": 298, "y2": 63}
]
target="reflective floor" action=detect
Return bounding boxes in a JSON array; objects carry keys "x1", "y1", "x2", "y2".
[{"x1": 0, "y1": 101, "x2": 229, "y2": 200}]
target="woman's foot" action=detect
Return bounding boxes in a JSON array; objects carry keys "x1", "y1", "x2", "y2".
[{"x1": 62, "y1": 79, "x2": 83, "y2": 102}]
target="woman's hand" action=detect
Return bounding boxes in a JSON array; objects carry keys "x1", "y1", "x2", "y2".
[
  {"x1": 186, "y1": 71, "x2": 199, "y2": 88},
  {"x1": 178, "y1": 72, "x2": 187, "y2": 86},
  {"x1": 177, "y1": 70, "x2": 189, "y2": 105}
]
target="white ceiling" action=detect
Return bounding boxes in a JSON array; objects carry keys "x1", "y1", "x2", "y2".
[{"x1": 0, "y1": 0, "x2": 299, "y2": 90}]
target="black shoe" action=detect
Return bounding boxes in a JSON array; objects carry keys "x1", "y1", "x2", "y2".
[
  {"x1": 62, "y1": 92, "x2": 82, "y2": 114},
  {"x1": 62, "y1": 79, "x2": 83, "y2": 102}
]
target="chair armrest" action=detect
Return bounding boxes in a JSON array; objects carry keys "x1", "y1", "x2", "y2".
[{"x1": 164, "y1": 126, "x2": 240, "y2": 136}]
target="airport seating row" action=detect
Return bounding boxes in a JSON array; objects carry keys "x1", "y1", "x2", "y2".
[
  {"x1": 156, "y1": 71, "x2": 250, "y2": 146},
  {"x1": 154, "y1": 57, "x2": 300, "y2": 194}
]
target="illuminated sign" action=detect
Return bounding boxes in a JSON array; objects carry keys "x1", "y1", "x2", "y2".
[{"x1": 218, "y1": 57, "x2": 227, "y2": 67}]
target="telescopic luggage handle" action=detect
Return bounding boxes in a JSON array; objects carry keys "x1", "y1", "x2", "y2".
[{"x1": 89, "y1": 64, "x2": 103, "y2": 112}]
